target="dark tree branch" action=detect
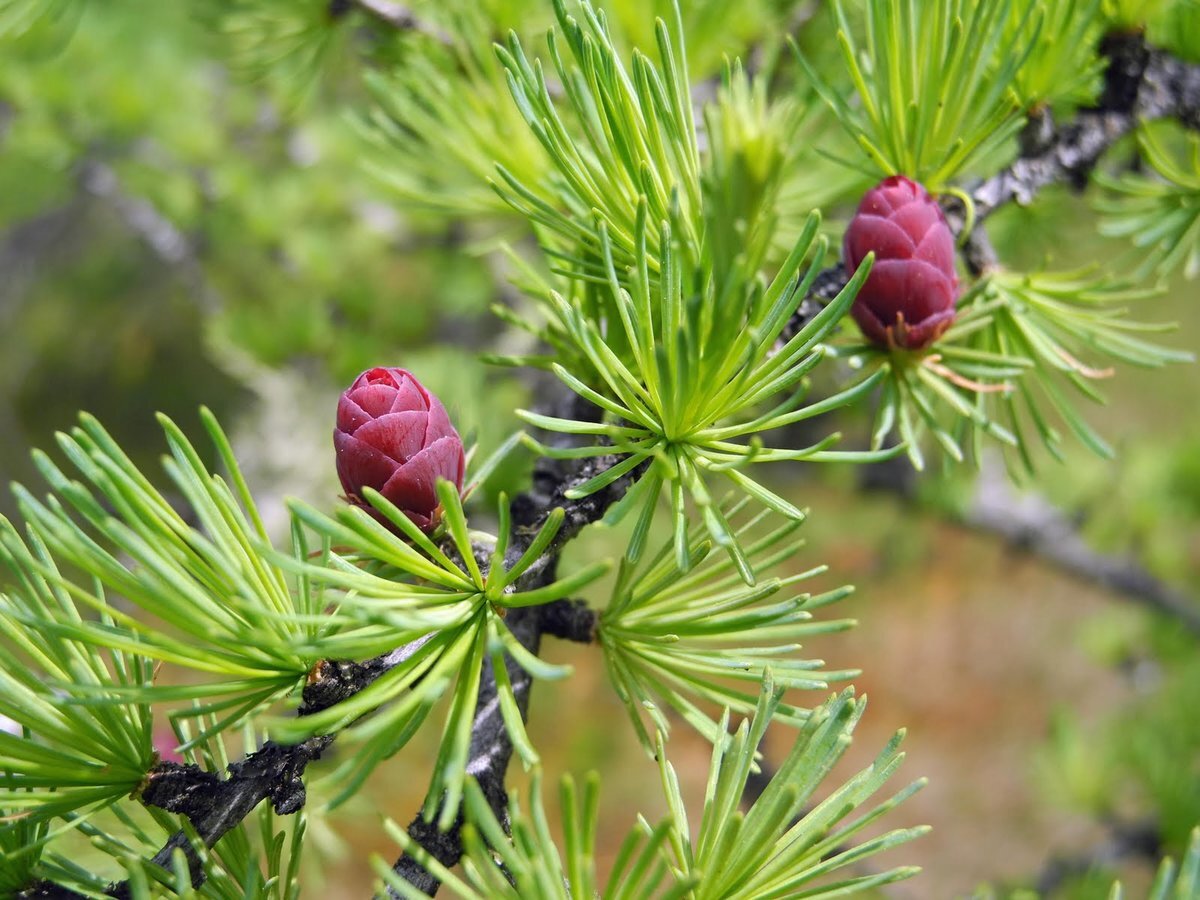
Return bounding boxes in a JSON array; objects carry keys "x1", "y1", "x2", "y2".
[
  {"x1": 970, "y1": 38, "x2": 1200, "y2": 221},
  {"x1": 962, "y1": 463, "x2": 1200, "y2": 638},
  {"x1": 387, "y1": 606, "x2": 541, "y2": 896},
  {"x1": 859, "y1": 455, "x2": 1200, "y2": 638},
  {"x1": 120, "y1": 737, "x2": 333, "y2": 895},
  {"x1": 388, "y1": 391, "x2": 638, "y2": 894},
  {"x1": 538, "y1": 598, "x2": 598, "y2": 644},
  {"x1": 1034, "y1": 817, "x2": 1162, "y2": 896}
]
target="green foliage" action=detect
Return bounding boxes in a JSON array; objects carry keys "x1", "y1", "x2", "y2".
[
  {"x1": 1101, "y1": 0, "x2": 1172, "y2": 27},
  {"x1": 660, "y1": 685, "x2": 925, "y2": 899},
  {"x1": 493, "y1": 0, "x2": 709, "y2": 282},
  {"x1": 276, "y1": 483, "x2": 607, "y2": 820},
  {"x1": 0, "y1": 594, "x2": 154, "y2": 826},
  {"x1": 1098, "y1": 123, "x2": 1200, "y2": 280},
  {"x1": 360, "y1": 8, "x2": 549, "y2": 216},
  {"x1": 376, "y1": 681, "x2": 926, "y2": 899},
  {"x1": 518, "y1": 211, "x2": 890, "y2": 581},
  {"x1": 2, "y1": 0, "x2": 1198, "y2": 893},
  {"x1": 834, "y1": 316, "x2": 1026, "y2": 471},
  {"x1": 1110, "y1": 656, "x2": 1200, "y2": 848},
  {"x1": 598, "y1": 502, "x2": 855, "y2": 750},
  {"x1": 1149, "y1": 0, "x2": 1200, "y2": 63},
  {"x1": 1036, "y1": 621, "x2": 1200, "y2": 868},
  {"x1": 0, "y1": 412, "x2": 327, "y2": 736},
  {"x1": 492, "y1": 0, "x2": 805, "y2": 308},
  {"x1": 836, "y1": 263, "x2": 1191, "y2": 472},
  {"x1": 795, "y1": 0, "x2": 1030, "y2": 188},
  {"x1": 201, "y1": 0, "x2": 349, "y2": 102},
  {"x1": 375, "y1": 770, "x2": 682, "y2": 900},
  {"x1": 0, "y1": 0, "x2": 80, "y2": 42},
  {"x1": 966, "y1": 269, "x2": 1191, "y2": 472},
  {"x1": 605, "y1": 0, "x2": 784, "y2": 78},
  {"x1": 1008, "y1": 0, "x2": 1105, "y2": 111},
  {"x1": 121, "y1": 809, "x2": 307, "y2": 900},
  {"x1": 22, "y1": 725, "x2": 312, "y2": 897},
  {"x1": 490, "y1": 2, "x2": 899, "y2": 580},
  {"x1": 0, "y1": 816, "x2": 47, "y2": 895},
  {"x1": 359, "y1": 0, "x2": 793, "y2": 219}
]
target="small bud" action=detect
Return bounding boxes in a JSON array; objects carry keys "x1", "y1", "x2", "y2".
[
  {"x1": 842, "y1": 175, "x2": 959, "y2": 351},
  {"x1": 334, "y1": 367, "x2": 465, "y2": 531}
]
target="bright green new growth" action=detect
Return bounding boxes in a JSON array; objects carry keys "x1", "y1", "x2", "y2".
[
  {"x1": 968, "y1": 269, "x2": 1193, "y2": 472},
  {"x1": 837, "y1": 264, "x2": 1191, "y2": 473},
  {"x1": 0, "y1": 409, "x2": 605, "y2": 833},
  {"x1": 0, "y1": 817, "x2": 47, "y2": 894},
  {"x1": 271, "y1": 482, "x2": 607, "y2": 822},
  {"x1": 375, "y1": 680, "x2": 925, "y2": 900},
  {"x1": 493, "y1": 0, "x2": 707, "y2": 283},
  {"x1": 491, "y1": 1, "x2": 896, "y2": 577},
  {"x1": 599, "y1": 500, "x2": 856, "y2": 751},
  {"x1": 1006, "y1": 0, "x2": 1106, "y2": 112},
  {"x1": 375, "y1": 770, "x2": 681, "y2": 900},
  {"x1": 832, "y1": 313, "x2": 1027, "y2": 472},
  {"x1": 1151, "y1": 0, "x2": 1200, "y2": 63},
  {"x1": 0, "y1": 574, "x2": 154, "y2": 832},
  {"x1": 662, "y1": 684, "x2": 926, "y2": 899},
  {"x1": 0, "y1": 410, "x2": 319, "y2": 747},
  {"x1": 1098, "y1": 123, "x2": 1200, "y2": 280},
  {"x1": 1102, "y1": 0, "x2": 1174, "y2": 27},
  {"x1": 516, "y1": 208, "x2": 892, "y2": 583},
  {"x1": 361, "y1": 7, "x2": 550, "y2": 217},
  {"x1": 796, "y1": 0, "x2": 1033, "y2": 189}
]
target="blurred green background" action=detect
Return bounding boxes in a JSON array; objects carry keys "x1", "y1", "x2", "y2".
[{"x1": 1, "y1": 2, "x2": 1198, "y2": 897}]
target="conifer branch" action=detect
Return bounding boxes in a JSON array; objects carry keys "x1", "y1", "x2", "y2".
[
  {"x1": 971, "y1": 38, "x2": 1200, "y2": 221},
  {"x1": 962, "y1": 463, "x2": 1200, "y2": 638},
  {"x1": 860, "y1": 457, "x2": 1200, "y2": 638},
  {"x1": 538, "y1": 598, "x2": 598, "y2": 643},
  {"x1": 795, "y1": 34, "x2": 1200, "y2": 313},
  {"x1": 785, "y1": 30, "x2": 1200, "y2": 637},
  {"x1": 13, "y1": 13, "x2": 1200, "y2": 900},
  {"x1": 388, "y1": 398, "x2": 638, "y2": 893},
  {"x1": 14, "y1": 394, "x2": 633, "y2": 898}
]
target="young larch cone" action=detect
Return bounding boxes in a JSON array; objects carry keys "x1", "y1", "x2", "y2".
[
  {"x1": 334, "y1": 367, "x2": 465, "y2": 532},
  {"x1": 842, "y1": 175, "x2": 959, "y2": 351}
]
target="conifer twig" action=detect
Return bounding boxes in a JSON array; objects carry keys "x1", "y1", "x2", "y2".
[
  {"x1": 387, "y1": 399, "x2": 636, "y2": 894},
  {"x1": 794, "y1": 34, "x2": 1200, "y2": 315},
  {"x1": 859, "y1": 456, "x2": 1200, "y2": 638},
  {"x1": 964, "y1": 463, "x2": 1200, "y2": 638}
]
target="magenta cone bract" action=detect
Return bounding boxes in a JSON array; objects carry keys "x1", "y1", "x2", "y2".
[
  {"x1": 842, "y1": 174, "x2": 959, "y2": 350},
  {"x1": 334, "y1": 367, "x2": 465, "y2": 531}
]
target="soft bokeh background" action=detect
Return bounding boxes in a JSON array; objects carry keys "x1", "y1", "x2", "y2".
[{"x1": 2, "y1": 2, "x2": 1198, "y2": 897}]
